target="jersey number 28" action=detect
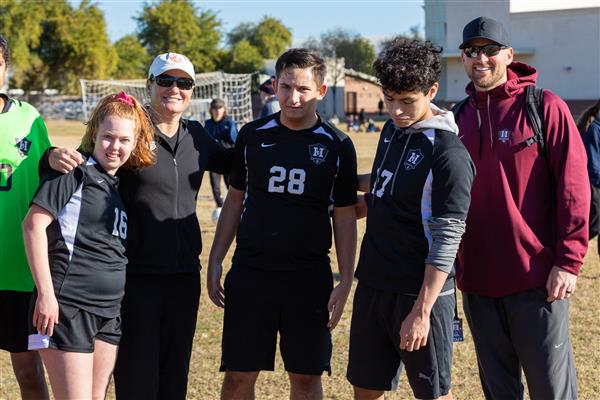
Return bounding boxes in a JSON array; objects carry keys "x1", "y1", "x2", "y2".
[{"x1": 268, "y1": 166, "x2": 306, "y2": 195}]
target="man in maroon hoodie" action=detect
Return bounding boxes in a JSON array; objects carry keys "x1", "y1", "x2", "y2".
[{"x1": 454, "y1": 16, "x2": 589, "y2": 400}]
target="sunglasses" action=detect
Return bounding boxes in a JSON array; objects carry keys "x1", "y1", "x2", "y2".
[
  {"x1": 152, "y1": 75, "x2": 194, "y2": 90},
  {"x1": 463, "y1": 44, "x2": 508, "y2": 59}
]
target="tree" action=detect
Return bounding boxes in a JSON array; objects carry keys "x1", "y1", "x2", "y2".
[
  {"x1": 34, "y1": 0, "x2": 117, "y2": 93},
  {"x1": 114, "y1": 35, "x2": 150, "y2": 79},
  {"x1": 221, "y1": 40, "x2": 264, "y2": 73},
  {"x1": 0, "y1": 0, "x2": 46, "y2": 88},
  {"x1": 251, "y1": 17, "x2": 292, "y2": 59},
  {"x1": 304, "y1": 28, "x2": 376, "y2": 74},
  {"x1": 227, "y1": 16, "x2": 292, "y2": 59},
  {"x1": 136, "y1": 0, "x2": 221, "y2": 73}
]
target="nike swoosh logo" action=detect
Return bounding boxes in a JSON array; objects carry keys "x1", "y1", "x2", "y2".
[
  {"x1": 261, "y1": 143, "x2": 276, "y2": 148},
  {"x1": 554, "y1": 343, "x2": 564, "y2": 349},
  {"x1": 384, "y1": 137, "x2": 392, "y2": 143},
  {"x1": 97, "y1": 179, "x2": 104, "y2": 184}
]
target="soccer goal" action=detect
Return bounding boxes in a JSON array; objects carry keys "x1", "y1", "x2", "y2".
[{"x1": 80, "y1": 71, "x2": 254, "y2": 125}]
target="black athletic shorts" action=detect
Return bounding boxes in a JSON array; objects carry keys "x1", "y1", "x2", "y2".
[
  {"x1": 347, "y1": 283, "x2": 454, "y2": 399},
  {"x1": 220, "y1": 265, "x2": 333, "y2": 375},
  {"x1": 0, "y1": 290, "x2": 33, "y2": 353},
  {"x1": 28, "y1": 302, "x2": 121, "y2": 353}
]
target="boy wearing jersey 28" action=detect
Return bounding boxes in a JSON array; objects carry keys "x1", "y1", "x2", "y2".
[
  {"x1": 347, "y1": 38, "x2": 475, "y2": 400},
  {"x1": 0, "y1": 33, "x2": 51, "y2": 400},
  {"x1": 22, "y1": 93, "x2": 155, "y2": 400},
  {"x1": 208, "y1": 48, "x2": 357, "y2": 400}
]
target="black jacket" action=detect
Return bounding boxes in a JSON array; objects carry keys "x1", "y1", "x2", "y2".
[{"x1": 119, "y1": 119, "x2": 232, "y2": 274}]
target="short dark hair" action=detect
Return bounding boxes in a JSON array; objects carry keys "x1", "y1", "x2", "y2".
[
  {"x1": 0, "y1": 34, "x2": 10, "y2": 65},
  {"x1": 210, "y1": 98, "x2": 226, "y2": 109},
  {"x1": 275, "y1": 48, "x2": 326, "y2": 86},
  {"x1": 373, "y1": 37, "x2": 442, "y2": 95}
]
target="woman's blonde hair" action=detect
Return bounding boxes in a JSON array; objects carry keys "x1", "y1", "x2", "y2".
[{"x1": 80, "y1": 92, "x2": 155, "y2": 169}]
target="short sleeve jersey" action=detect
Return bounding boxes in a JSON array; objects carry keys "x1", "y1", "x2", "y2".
[
  {"x1": 31, "y1": 157, "x2": 127, "y2": 317},
  {"x1": 0, "y1": 96, "x2": 51, "y2": 292},
  {"x1": 229, "y1": 113, "x2": 358, "y2": 270}
]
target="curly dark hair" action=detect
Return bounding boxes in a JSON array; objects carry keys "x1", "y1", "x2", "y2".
[{"x1": 373, "y1": 37, "x2": 442, "y2": 95}]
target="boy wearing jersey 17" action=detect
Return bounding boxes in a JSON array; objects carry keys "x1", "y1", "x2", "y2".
[
  {"x1": 347, "y1": 38, "x2": 475, "y2": 400},
  {"x1": 208, "y1": 48, "x2": 358, "y2": 400}
]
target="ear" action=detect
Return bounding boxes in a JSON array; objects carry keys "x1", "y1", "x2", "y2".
[
  {"x1": 504, "y1": 47, "x2": 514, "y2": 65},
  {"x1": 146, "y1": 79, "x2": 152, "y2": 95},
  {"x1": 428, "y1": 82, "x2": 439, "y2": 100},
  {"x1": 317, "y1": 83, "x2": 328, "y2": 100},
  {"x1": 273, "y1": 78, "x2": 278, "y2": 95}
]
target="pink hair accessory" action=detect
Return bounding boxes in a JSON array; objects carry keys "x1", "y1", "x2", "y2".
[{"x1": 115, "y1": 91, "x2": 135, "y2": 107}]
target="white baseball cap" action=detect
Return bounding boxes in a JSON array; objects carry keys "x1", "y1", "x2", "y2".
[{"x1": 148, "y1": 52, "x2": 195, "y2": 81}]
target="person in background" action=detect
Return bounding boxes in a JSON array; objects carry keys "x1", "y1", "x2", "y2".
[
  {"x1": 23, "y1": 92, "x2": 155, "y2": 400},
  {"x1": 0, "y1": 33, "x2": 51, "y2": 400},
  {"x1": 205, "y1": 98, "x2": 238, "y2": 221},
  {"x1": 579, "y1": 99, "x2": 600, "y2": 254},
  {"x1": 378, "y1": 98, "x2": 384, "y2": 116},
  {"x1": 258, "y1": 76, "x2": 281, "y2": 118},
  {"x1": 44, "y1": 52, "x2": 232, "y2": 400},
  {"x1": 455, "y1": 16, "x2": 588, "y2": 399}
]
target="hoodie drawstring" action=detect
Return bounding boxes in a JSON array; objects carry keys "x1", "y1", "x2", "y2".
[{"x1": 390, "y1": 132, "x2": 413, "y2": 195}]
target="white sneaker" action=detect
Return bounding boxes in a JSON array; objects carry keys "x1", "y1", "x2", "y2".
[{"x1": 211, "y1": 207, "x2": 222, "y2": 222}]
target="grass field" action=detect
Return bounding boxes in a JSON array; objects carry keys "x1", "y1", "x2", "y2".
[{"x1": 1, "y1": 119, "x2": 599, "y2": 399}]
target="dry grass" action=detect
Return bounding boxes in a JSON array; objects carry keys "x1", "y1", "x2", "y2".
[{"x1": 1, "y1": 119, "x2": 598, "y2": 399}]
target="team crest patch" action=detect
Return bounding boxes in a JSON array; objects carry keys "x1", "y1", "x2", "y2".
[
  {"x1": 404, "y1": 149, "x2": 424, "y2": 170},
  {"x1": 308, "y1": 143, "x2": 328, "y2": 165},
  {"x1": 15, "y1": 137, "x2": 32, "y2": 156},
  {"x1": 498, "y1": 129, "x2": 511, "y2": 143}
]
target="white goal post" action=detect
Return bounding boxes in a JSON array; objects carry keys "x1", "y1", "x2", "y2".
[{"x1": 80, "y1": 71, "x2": 254, "y2": 125}]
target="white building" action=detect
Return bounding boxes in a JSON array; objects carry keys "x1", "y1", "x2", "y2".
[{"x1": 424, "y1": 0, "x2": 600, "y2": 114}]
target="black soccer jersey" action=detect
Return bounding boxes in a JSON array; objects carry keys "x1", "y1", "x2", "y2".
[
  {"x1": 355, "y1": 119, "x2": 475, "y2": 294},
  {"x1": 31, "y1": 157, "x2": 127, "y2": 318},
  {"x1": 229, "y1": 113, "x2": 358, "y2": 270}
]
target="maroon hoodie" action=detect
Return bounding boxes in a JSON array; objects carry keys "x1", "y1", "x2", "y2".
[{"x1": 455, "y1": 62, "x2": 590, "y2": 297}]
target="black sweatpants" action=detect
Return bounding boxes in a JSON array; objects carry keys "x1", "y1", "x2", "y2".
[
  {"x1": 114, "y1": 273, "x2": 200, "y2": 400},
  {"x1": 209, "y1": 172, "x2": 229, "y2": 207}
]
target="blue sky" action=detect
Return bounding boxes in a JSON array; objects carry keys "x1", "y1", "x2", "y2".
[{"x1": 75, "y1": 0, "x2": 424, "y2": 47}]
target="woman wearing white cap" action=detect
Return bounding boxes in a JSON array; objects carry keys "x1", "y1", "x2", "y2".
[{"x1": 44, "y1": 52, "x2": 233, "y2": 399}]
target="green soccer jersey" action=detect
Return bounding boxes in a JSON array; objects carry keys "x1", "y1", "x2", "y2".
[{"x1": 0, "y1": 96, "x2": 51, "y2": 292}]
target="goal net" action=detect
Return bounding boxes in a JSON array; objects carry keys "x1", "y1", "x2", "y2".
[{"x1": 80, "y1": 71, "x2": 254, "y2": 125}]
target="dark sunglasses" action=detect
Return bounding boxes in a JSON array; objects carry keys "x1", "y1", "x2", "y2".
[
  {"x1": 463, "y1": 44, "x2": 507, "y2": 59},
  {"x1": 152, "y1": 74, "x2": 194, "y2": 90}
]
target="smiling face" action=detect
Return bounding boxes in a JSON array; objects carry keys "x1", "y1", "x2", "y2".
[
  {"x1": 147, "y1": 69, "x2": 193, "y2": 118},
  {"x1": 461, "y1": 38, "x2": 513, "y2": 92},
  {"x1": 93, "y1": 115, "x2": 136, "y2": 175},
  {"x1": 383, "y1": 84, "x2": 438, "y2": 129},
  {"x1": 274, "y1": 67, "x2": 327, "y2": 130}
]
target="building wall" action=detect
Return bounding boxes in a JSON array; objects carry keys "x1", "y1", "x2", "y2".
[
  {"x1": 426, "y1": 0, "x2": 600, "y2": 108},
  {"x1": 344, "y1": 76, "x2": 382, "y2": 114}
]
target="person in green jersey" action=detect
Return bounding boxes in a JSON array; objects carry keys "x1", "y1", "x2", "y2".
[{"x1": 0, "y1": 33, "x2": 51, "y2": 400}]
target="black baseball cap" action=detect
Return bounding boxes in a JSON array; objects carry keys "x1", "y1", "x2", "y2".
[{"x1": 459, "y1": 16, "x2": 509, "y2": 49}]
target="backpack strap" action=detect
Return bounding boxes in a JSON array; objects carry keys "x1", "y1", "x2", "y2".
[
  {"x1": 523, "y1": 85, "x2": 546, "y2": 155},
  {"x1": 451, "y1": 96, "x2": 469, "y2": 121}
]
